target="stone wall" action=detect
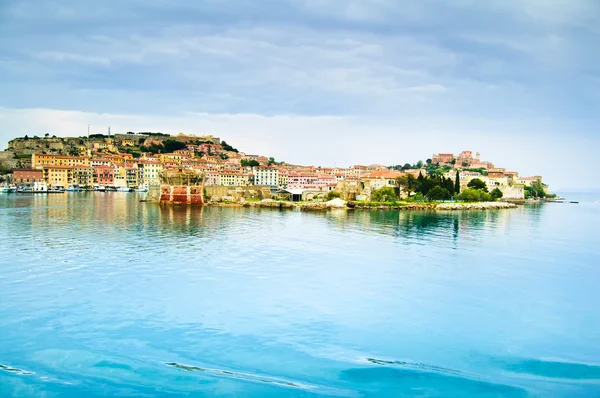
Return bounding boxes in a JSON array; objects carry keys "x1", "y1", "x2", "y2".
[{"x1": 205, "y1": 186, "x2": 273, "y2": 201}]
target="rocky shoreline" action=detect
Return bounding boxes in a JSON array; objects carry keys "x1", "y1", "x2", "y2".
[{"x1": 205, "y1": 199, "x2": 518, "y2": 211}]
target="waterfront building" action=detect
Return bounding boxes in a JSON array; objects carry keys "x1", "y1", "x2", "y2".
[
  {"x1": 94, "y1": 166, "x2": 114, "y2": 186},
  {"x1": 73, "y1": 166, "x2": 94, "y2": 187},
  {"x1": 254, "y1": 167, "x2": 279, "y2": 187},
  {"x1": 12, "y1": 168, "x2": 43, "y2": 185},
  {"x1": 137, "y1": 161, "x2": 162, "y2": 186},
  {"x1": 42, "y1": 165, "x2": 73, "y2": 187}
]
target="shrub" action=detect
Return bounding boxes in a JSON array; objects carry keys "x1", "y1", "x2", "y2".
[
  {"x1": 456, "y1": 188, "x2": 492, "y2": 202},
  {"x1": 326, "y1": 191, "x2": 341, "y2": 201},
  {"x1": 426, "y1": 186, "x2": 452, "y2": 201},
  {"x1": 490, "y1": 187, "x2": 503, "y2": 201},
  {"x1": 371, "y1": 186, "x2": 397, "y2": 202},
  {"x1": 467, "y1": 178, "x2": 488, "y2": 192}
]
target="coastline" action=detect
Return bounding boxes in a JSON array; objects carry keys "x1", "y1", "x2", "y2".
[{"x1": 204, "y1": 199, "x2": 518, "y2": 211}]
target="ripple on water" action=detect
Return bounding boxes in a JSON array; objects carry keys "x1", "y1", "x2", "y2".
[
  {"x1": 0, "y1": 364, "x2": 34, "y2": 376},
  {"x1": 343, "y1": 358, "x2": 529, "y2": 397}
]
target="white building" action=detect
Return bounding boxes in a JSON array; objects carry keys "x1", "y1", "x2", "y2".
[
  {"x1": 254, "y1": 167, "x2": 279, "y2": 187},
  {"x1": 137, "y1": 161, "x2": 163, "y2": 186}
]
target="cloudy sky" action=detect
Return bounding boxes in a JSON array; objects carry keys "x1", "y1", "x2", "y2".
[{"x1": 1, "y1": 0, "x2": 598, "y2": 190}]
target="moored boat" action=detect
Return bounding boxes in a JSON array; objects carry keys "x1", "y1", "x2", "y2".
[{"x1": 66, "y1": 184, "x2": 83, "y2": 192}]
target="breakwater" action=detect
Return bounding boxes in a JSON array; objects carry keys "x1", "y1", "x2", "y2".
[{"x1": 204, "y1": 199, "x2": 518, "y2": 211}]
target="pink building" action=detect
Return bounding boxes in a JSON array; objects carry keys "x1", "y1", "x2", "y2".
[
  {"x1": 94, "y1": 166, "x2": 114, "y2": 185},
  {"x1": 458, "y1": 150, "x2": 473, "y2": 159}
]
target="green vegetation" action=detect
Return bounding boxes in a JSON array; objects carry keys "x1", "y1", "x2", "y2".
[
  {"x1": 525, "y1": 180, "x2": 548, "y2": 198},
  {"x1": 371, "y1": 187, "x2": 397, "y2": 202},
  {"x1": 426, "y1": 186, "x2": 452, "y2": 201},
  {"x1": 456, "y1": 188, "x2": 492, "y2": 202},
  {"x1": 241, "y1": 159, "x2": 259, "y2": 167},
  {"x1": 490, "y1": 187, "x2": 503, "y2": 201},
  {"x1": 396, "y1": 174, "x2": 417, "y2": 196},
  {"x1": 221, "y1": 141, "x2": 238, "y2": 152},
  {"x1": 139, "y1": 132, "x2": 170, "y2": 137},
  {"x1": 424, "y1": 163, "x2": 451, "y2": 176},
  {"x1": 325, "y1": 191, "x2": 341, "y2": 201},
  {"x1": 0, "y1": 161, "x2": 11, "y2": 175},
  {"x1": 125, "y1": 149, "x2": 142, "y2": 158},
  {"x1": 463, "y1": 167, "x2": 488, "y2": 176},
  {"x1": 455, "y1": 171, "x2": 460, "y2": 194},
  {"x1": 467, "y1": 178, "x2": 488, "y2": 192},
  {"x1": 141, "y1": 139, "x2": 186, "y2": 154},
  {"x1": 268, "y1": 157, "x2": 276, "y2": 166}
]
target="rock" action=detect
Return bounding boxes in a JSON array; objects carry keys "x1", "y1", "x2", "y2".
[{"x1": 326, "y1": 198, "x2": 347, "y2": 208}]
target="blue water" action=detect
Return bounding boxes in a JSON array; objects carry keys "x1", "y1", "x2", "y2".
[{"x1": 1, "y1": 193, "x2": 599, "y2": 397}]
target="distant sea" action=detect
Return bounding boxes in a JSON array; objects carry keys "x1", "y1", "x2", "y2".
[{"x1": 1, "y1": 192, "x2": 599, "y2": 397}]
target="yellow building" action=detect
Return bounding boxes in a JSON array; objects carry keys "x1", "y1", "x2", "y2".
[
  {"x1": 42, "y1": 165, "x2": 73, "y2": 187},
  {"x1": 278, "y1": 173, "x2": 288, "y2": 189},
  {"x1": 159, "y1": 153, "x2": 186, "y2": 165},
  {"x1": 220, "y1": 172, "x2": 249, "y2": 186},
  {"x1": 137, "y1": 161, "x2": 163, "y2": 186},
  {"x1": 73, "y1": 166, "x2": 94, "y2": 187},
  {"x1": 32, "y1": 154, "x2": 90, "y2": 169},
  {"x1": 120, "y1": 139, "x2": 135, "y2": 147}
]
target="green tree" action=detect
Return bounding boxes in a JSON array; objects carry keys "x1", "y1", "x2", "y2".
[
  {"x1": 454, "y1": 170, "x2": 460, "y2": 194},
  {"x1": 427, "y1": 186, "x2": 451, "y2": 201},
  {"x1": 467, "y1": 178, "x2": 488, "y2": 192},
  {"x1": 396, "y1": 174, "x2": 417, "y2": 197},
  {"x1": 425, "y1": 158, "x2": 432, "y2": 164},
  {"x1": 457, "y1": 188, "x2": 492, "y2": 202},
  {"x1": 491, "y1": 187, "x2": 503, "y2": 201},
  {"x1": 164, "y1": 140, "x2": 187, "y2": 152},
  {"x1": 371, "y1": 186, "x2": 397, "y2": 202},
  {"x1": 401, "y1": 163, "x2": 412, "y2": 170},
  {"x1": 326, "y1": 191, "x2": 341, "y2": 200},
  {"x1": 241, "y1": 159, "x2": 259, "y2": 167},
  {"x1": 456, "y1": 188, "x2": 482, "y2": 202},
  {"x1": 268, "y1": 157, "x2": 276, "y2": 165},
  {"x1": 530, "y1": 180, "x2": 546, "y2": 198},
  {"x1": 0, "y1": 161, "x2": 11, "y2": 175},
  {"x1": 415, "y1": 160, "x2": 424, "y2": 169},
  {"x1": 221, "y1": 141, "x2": 238, "y2": 152},
  {"x1": 443, "y1": 177, "x2": 454, "y2": 194}
]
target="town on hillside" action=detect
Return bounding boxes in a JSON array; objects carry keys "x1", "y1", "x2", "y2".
[{"x1": 0, "y1": 132, "x2": 549, "y2": 201}]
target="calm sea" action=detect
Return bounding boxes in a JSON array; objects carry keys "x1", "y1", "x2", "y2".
[{"x1": 1, "y1": 193, "x2": 599, "y2": 397}]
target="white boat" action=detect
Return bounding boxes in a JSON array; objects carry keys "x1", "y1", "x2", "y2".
[
  {"x1": 95, "y1": 185, "x2": 106, "y2": 192},
  {"x1": 32, "y1": 182, "x2": 48, "y2": 193},
  {"x1": 0, "y1": 186, "x2": 11, "y2": 193},
  {"x1": 66, "y1": 184, "x2": 83, "y2": 192},
  {"x1": 48, "y1": 185, "x2": 65, "y2": 193},
  {"x1": 135, "y1": 184, "x2": 148, "y2": 192},
  {"x1": 116, "y1": 186, "x2": 131, "y2": 192}
]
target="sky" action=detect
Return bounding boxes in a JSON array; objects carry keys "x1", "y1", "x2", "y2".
[{"x1": 0, "y1": 0, "x2": 598, "y2": 190}]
